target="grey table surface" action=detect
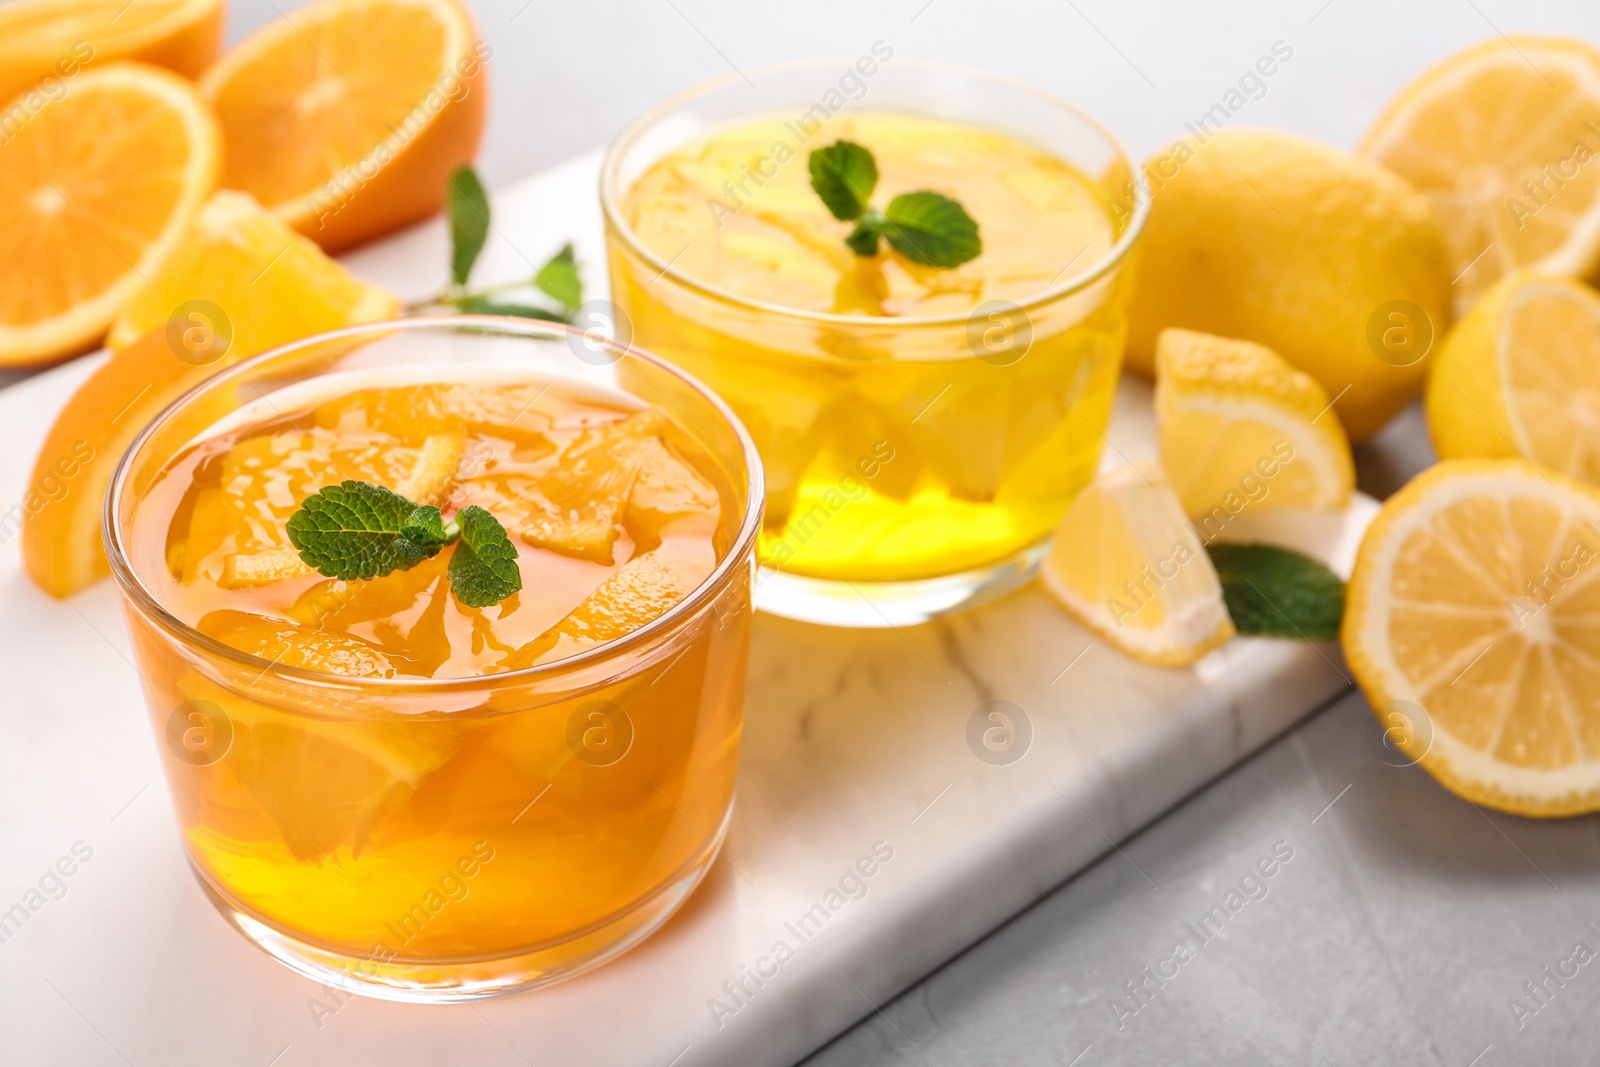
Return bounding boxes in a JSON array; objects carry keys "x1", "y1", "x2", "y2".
[{"x1": 15, "y1": 0, "x2": 1600, "y2": 1062}]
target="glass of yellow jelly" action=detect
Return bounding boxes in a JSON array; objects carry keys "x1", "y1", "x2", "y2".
[
  {"x1": 104, "y1": 318, "x2": 762, "y2": 1000},
  {"x1": 602, "y1": 59, "x2": 1148, "y2": 625}
]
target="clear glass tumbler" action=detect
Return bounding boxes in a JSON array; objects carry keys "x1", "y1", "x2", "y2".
[{"x1": 104, "y1": 318, "x2": 762, "y2": 1001}]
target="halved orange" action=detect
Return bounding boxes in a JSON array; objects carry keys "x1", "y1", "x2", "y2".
[
  {"x1": 198, "y1": 0, "x2": 487, "y2": 253},
  {"x1": 22, "y1": 193, "x2": 400, "y2": 599},
  {"x1": 0, "y1": 61, "x2": 219, "y2": 366},
  {"x1": 0, "y1": 0, "x2": 223, "y2": 106}
]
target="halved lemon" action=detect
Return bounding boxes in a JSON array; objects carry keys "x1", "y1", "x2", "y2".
[
  {"x1": 1155, "y1": 327, "x2": 1354, "y2": 525},
  {"x1": 0, "y1": 61, "x2": 219, "y2": 366},
  {"x1": 0, "y1": 0, "x2": 222, "y2": 105},
  {"x1": 1343, "y1": 458, "x2": 1600, "y2": 816},
  {"x1": 1040, "y1": 464, "x2": 1234, "y2": 667},
  {"x1": 1361, "y1": 35, "x2": 1600, "y2": 311},
  {"x1": 1426, "y1": 271, "x2": 1600, "y2": 485},
  {"x1": 198, "y1": 0, "x2": 487, "y2": 252}
]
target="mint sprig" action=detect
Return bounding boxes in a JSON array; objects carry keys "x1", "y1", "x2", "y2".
[
  {"x1": 1206, "y1": 543, "x2": 1344, "y2": 640},
  {"x1": 411, "y1": 166, "x2": 585, "y2": 323},
  {"x1": 808, "y1": 141, "x2": 981, "y2": 268},
  {"x1": 286, "y1": 481, "x2": 522, "y2": 608}
]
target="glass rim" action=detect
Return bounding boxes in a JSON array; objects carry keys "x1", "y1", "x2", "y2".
[
  {"x1": 103, "y1": 315, "x2": 766, "y2": 695},
  {"x1": 599, "y1": 56, "x2": 1151, "y2": 330}
]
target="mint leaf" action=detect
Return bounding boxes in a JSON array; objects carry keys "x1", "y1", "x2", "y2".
[
  {"x1": 400, "y1": 505, "x2": 453, "y2": 551},
  {"x1": 287, "y1": 481, "x2": 441, "y2": 581},
  {"x1": 846, "y1": 217, "x2": 882, "y2": 256},
  {"x1": 1206, "y1": 543, "x2": 1344, "y2": 640},
  {"x1": 447, "y1": 165, "x2": 490, "y2": 287},
  {"x1": 883, "y1": 191, "x2": 981, "y2": 267},
  {"x1": 809, "y1": 141, "x2": 877, "y2": 221},
  {"x1": 447, "y1": 505, "x2": 521, "y2": 608},
  {"x1": 534, "y1": 243, "x2": 583, "y2": 312}
]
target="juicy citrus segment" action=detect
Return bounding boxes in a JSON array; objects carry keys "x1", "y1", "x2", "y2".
[
  {"x1": 107, "y1": 190, "x2": 401, "y2": 351},
  {"x1": 1040, "y1": 464, "x2": 1235, "y2": 666},
  {"x1": 513, "y1": 538, "x2": 718, "y2": 667},
  {"x1": 198, "y1": 0, "x2": 486, "y2": 251},
  {"x1": 1427, "y1": 272, "x2": 1600, "y2": 486},
  {"x1": 394, "y1": 429, "x2": 467, "y2": 504},
  {"x1": 0, "y1": 0, "x2": 221, "y2": 106},
  {"x1": 179, "y1": 427, "x2": 430, "y2": 586},
  {"x1": 1155, "y1": 328, "x2": 1354, "y2": 521},
  {"x1": 626, "y1": 435, "x2": 722, "y2": 549},
  {"x1": 1343, "y1": 458, "x2": 1600, "y2": 815},
  {"x1": 0, "y1": 61, "x2": 218, "y2": 366},
  {"x1": 314, "y1": 382, "x2": 558, "y2": 448},
  {"x1": 512, "y1": 411, "x2": 663, "y2": 564},
  {"x1": 1361, "y1": 36, "x2": 1600, "y2": 311},
  {"x1": 23, "y1": 197, "x2": 400, "y2": 600}
]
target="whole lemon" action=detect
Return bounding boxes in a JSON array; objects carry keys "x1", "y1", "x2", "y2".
[{"x1": 1125, "y1": 128, "x2": 1452, "y2": 442}]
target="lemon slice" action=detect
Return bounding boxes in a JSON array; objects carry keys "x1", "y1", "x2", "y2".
[
  {"x1": 1040, "y1": 464, "x2": 1234, "y2": 666},
  {"x1": 1343, "y1": 459, "x2": 1600, "y2": 816},
  {"x1": 1155, "y1": 328, "x2": 1354, "y2": 526},
  {"x1": 1427, "y1": 271, "x2": 1600, "y2": 485},
  {"x1": 1361, "y1": 35, "x2": 1600, "y2": 311}
]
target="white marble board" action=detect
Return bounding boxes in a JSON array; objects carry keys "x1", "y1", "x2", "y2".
[{"x1": 0, "y1": 150, "x2": 1376, "y2": 1067}]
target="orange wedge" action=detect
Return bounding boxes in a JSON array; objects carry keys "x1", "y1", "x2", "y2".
[
  {"x1": 22, "y1": 193, "x2": 399, "y2": 599},
  {"x1": 0, "y1": 0, "x2": 223, "y2": 106},
  {"x1": 198, "y1": 0, "x2": 487, "y2": 253},
  {"x1": 0, "y1": 61, "x2": 219, "y2": 367},
  {"x1": 1362, "y1": 36, "x2": 1600, "y2": 312}
]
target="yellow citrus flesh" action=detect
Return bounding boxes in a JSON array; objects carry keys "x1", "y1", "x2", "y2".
[
  {"x1": 0, "y1": 0, "x2": 222, "y2": 105},
  {"x1": 107, "y1": 190, "x2": 401, "y2": 352},
  {"x1": 1427, "y1": 271, "x2": 1600, "y2": 487},
  {"x1": 136, "y1": 381, "x2": 729, "y2": 680},
  {"x1": 0, "y1": 61, "x2": 218, "y2": 366},
  {"x1": 198, "y1": 0, "x2": 486, "y2": 252},
  {"x1": 1040, "y1": 464, "x2": 1234, "y2": 667},
  {"x1": 1361, "y1": 35, "x2": 1600, "y2": 313},
  {"x1": 1156, "y1": 328, "x2": 1354, "y2": 523},
  {"x1": 1343, "y1": 459, "x2": 1600, "y2": 816},
  {"x1": 1126, "y1": 128, "x2": 1451, "y2": 442}
]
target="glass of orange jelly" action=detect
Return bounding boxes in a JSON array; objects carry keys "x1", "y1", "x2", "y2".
[
  {"x1": 104, "y1": 318, "x2": 762, "y2": 1000},
  {"x1": 602, "y1": 59, "x2": 1148, "y2": 625}
]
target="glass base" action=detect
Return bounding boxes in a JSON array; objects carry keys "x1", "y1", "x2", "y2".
[
  {"x1": 754, "y1": 541, "x2": 1049, "y2": 627},
  {"x1": 190, "y1": 806, "x2": 731, "y2": 1003}
]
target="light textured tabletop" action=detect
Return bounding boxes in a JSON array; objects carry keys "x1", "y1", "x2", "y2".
[{"x1": 15, "y1": 1, "x2": 1600, "y2": 1063}]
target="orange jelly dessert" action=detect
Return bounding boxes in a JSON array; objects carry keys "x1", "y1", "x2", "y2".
[{"x1": 109, "y1": 322, "x2": 759, "y2": 999}]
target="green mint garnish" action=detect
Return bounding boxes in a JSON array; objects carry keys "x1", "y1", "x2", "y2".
[
  {"x1": 446, "y1": 165, "x2": 490, "y2": 287},
  {"x1": 1206, "y1": 543, "x2": 1345, "y2": 640},
  {"x1": 808, "y1": 140, "x2": 981, "y2": 268},
  {"x1": 446, "y1": 505, "x2": 523, "y2": 608},
  {"x1": 809, "y1": 141, "x2": 878, "y2": 221},
  {"x1": 287, "y1": 482, "x2": 521, "y2": 608},
  {"x1": 533, "y1": 242, "x2": 583, "y2": 313},
  {"x1": 433, "y1": 166, "x2": 585, "y2": 323}
]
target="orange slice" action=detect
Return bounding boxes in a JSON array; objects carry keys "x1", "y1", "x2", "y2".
[
  {"x1": 0, "y1": 0, "x2": 222, "y2": 106},
  {"x1": 22, "y1": 194, "x2": 400, "y2": 599},
  {"x1": 0, "y1": 61, "x2": 218, "y2": 366},
  {"x1": 1344, "y1": 459, "x2": 1600, "y2": 816},
  {"x1": 198, "y1": 0, "x2": 487, "y2": 252},
  {"x1": 1361, "y1": 36, "x2": 1600, "y2": 312}
]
